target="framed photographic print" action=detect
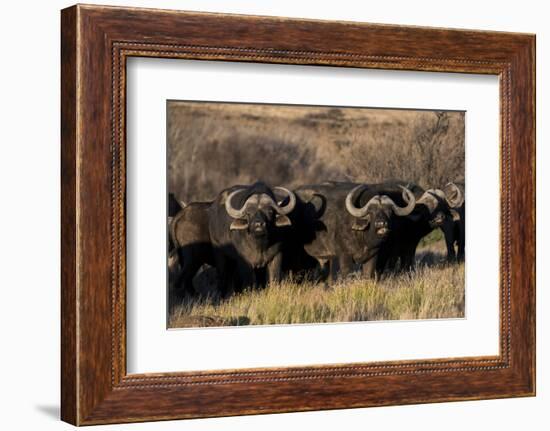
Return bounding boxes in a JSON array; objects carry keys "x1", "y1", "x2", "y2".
[{"x1": 61, "y1": 4, "x2": 535, "y2": 425}]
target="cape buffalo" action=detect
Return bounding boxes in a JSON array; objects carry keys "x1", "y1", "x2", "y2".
[
  {"x1": 208, "y1": 181, "x2": 296, "y2": 294},
  {"x1": 169, "y1": 201, "x2": 215, "y2": 296},
  {"x1": 440, "y1": 182, "x2": 465, "y2": 262},
  {"x1": 289, "y1": 182, "x2": 416, "y2": 281},
  {"x1": 373, "y1": 181, "x2": 464, "y2": 273}
]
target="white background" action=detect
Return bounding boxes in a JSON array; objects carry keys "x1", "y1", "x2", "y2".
[
  {"x1": 0, "y1": 0, "x2": 546, "y2": 430},
  {"x1": 127, "y1": 60, "x2": 500, "y2": 373}
]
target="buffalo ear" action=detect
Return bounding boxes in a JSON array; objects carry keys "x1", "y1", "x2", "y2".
[
  {"x1": 230, "y1": 218, "x2": 249, "y2": 230},
  {"x1": 352, "y1": 217, "x2": 370, "y2": 231},
  {"x1": 275, "y1": 214, "x2": 292, "y2": 227},
  {"x1": 450, "y1": 209, "x2": 461, "y2": 222}
]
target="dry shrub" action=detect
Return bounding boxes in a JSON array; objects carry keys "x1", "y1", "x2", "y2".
[{"x1": 167, "y1": 102, "x2": 464, "y2": 202}]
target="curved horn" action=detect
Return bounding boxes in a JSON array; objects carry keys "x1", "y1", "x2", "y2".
[
  {"x1": 273, "y1": 186, "x2": 296, "y2": 215},
  {"x1": 379, "y1": 187, "x2": 416, "y2": 217},
  {"x1": 417, "y1": 190, "x2": 440, "y2": 213},
  {"x1": 345, "y1": 184, "x2": 370, "y2": 218},
  {"x1": 444, "y1": 182, "x2": 464, "y2": 208},
  {"x1": 224, "y1": 188, "x2": 248, "y2": 219},
  {"x1": 431, "y1": 189, "x2": 447, "y2": 200},
  {"x1": 393, "y1": 185, "x2": 416, "y2": 216}
]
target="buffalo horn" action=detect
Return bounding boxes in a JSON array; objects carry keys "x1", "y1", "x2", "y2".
[
  {"x1": 225, "y1": 188, "x2": 250, "y2": 219},
  {"x1": 384, "y1": 186, "x2": 416, "y2": 216},
  {"x1": 418, "y1": 189, "x2": 442, "y2": 213},
  {"x1": 444, "y1": 182, "x2": 465, "y2": 208},
  {"x1": 345, "y1": 184, "x2": 371, "y2": 218},
  {"x1": 273, "y1": 187, "x2": 297, "y2": 215}
]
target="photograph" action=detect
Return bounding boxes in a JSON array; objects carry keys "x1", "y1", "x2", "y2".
[{"x1": 167, "y1": 101, "x2": 466, "y2": 328}]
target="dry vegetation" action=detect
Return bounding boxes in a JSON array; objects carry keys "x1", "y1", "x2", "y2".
[
  {"x1": 168, "y1": 102, "x2": 464, "y2": 202},
  {"x1": 167, "y1": 101, "x2": 465, "y2": 327},
  {"x1": 168, "y1": 246, "x2": 464, "y2": 328}
]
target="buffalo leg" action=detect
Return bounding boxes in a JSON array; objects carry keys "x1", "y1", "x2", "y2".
[
  {"x1": 375, "y1": 245, "x2": 392, "y2": 275},
  {"x1": 339, "y1": 255, "x2": 354, "y2": 278},
  {"x1": 267, "y1": 253, "x2": 283, "y2": 286},
  {"x1": 457, "y1": 222, "x2": 465, "y2": 262},
  {"x1": 385, "y1": 253, "x2": 399, "y2": 273},
  {"x1": 441, "y1": 224, "x2": 457, "y2": 262},
  {"x1": 236, "y1": 262, "x2": 256, "y2": 291},
  {"x1": 315, "y1": 258, "x2": 331, "y2": 286},
  {"x1": 400, "y1": 240, "x2": 418, "y2": 271},
  {"x1": 179, "y1": 266, "x2": 200, "y2": 297},
  {"x1": 213, "y1": 253, "x2": 234, "y2": 298},
  {"x1": 329, "y1": 258, "x2": 338, "y2": 282},
  {"x1": 362, "y1": 256, "x2": 378, "y2": 280},
  {"x1": 174, "y1": 249, "x2": 201, "y2": 297},
  {"x1": 167, "y1": 249, "x2": 182, "y2": 291}
]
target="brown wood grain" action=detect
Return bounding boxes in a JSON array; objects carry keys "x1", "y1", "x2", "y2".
[
  {"x1": 60, "y1": 4, "x2": 535, "y2": 425},
  {"x1": 61, "y1": 5, "x2": 77, "y2": 425}
]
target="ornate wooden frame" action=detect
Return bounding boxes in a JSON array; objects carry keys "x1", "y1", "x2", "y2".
[{"x1": 61, "y1": 4, "x2": 535, "y2": 425}]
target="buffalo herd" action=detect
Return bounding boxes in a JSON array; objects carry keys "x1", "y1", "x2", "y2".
[{"x1": 168, "y1": 180, "x2": 465, "y2": 298}]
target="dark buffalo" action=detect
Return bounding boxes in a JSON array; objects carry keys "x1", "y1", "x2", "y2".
[
  {"x1": 440, "y1": 182, "x2": 465, "y2": 262},
  {"x1": 288, "y1": 181, "x2": 416, "y2": 281},
  {"x1": 169, "y1": 201, "x2": 215, "y2": 296},
  {"x1": 373, "y1": 181, "x2": 464, "y2": 273},
  {"x1": 208, "y1": 181, "x2": 296, "y2": 294},
  {"x1": 168, "y1": 193, "x2": 186, "y2": 252},
  {"x1": 167, "y1": 193, "x2": 185, "y2": 292}
]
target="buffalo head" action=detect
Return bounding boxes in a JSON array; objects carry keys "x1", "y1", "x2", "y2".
[
  {"x1": 416, "y1": 182, "x2": 464, "y2": 228},
  {"x1": 344, "y1": 184, "x2": 416, "y2": 238},
  {"x1": 224, "y1": 184, "x2": 296, "y2": 237}
]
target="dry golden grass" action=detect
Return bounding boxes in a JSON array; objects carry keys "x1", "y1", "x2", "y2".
[{"x1": 168, "y1": 248, "x2": 464, "y2": 329}]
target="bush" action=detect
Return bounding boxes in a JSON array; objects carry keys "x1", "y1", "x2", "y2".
[{"x1": 167, "y1": 102, "x2": 464, "y2": 202}]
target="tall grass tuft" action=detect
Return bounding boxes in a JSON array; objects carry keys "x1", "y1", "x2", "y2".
[{"x1": 168, "y1": 261, "x2": 465, "y2": 328}]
